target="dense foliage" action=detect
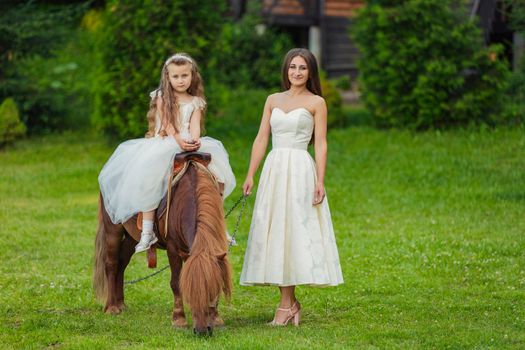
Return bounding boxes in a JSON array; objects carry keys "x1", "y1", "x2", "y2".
[
  {"x1": 0, "y1": 2, "x2": 90, "y2": 133},
  {"x1": 353, "y1": 0, "x2": 510, "y2": 129}
]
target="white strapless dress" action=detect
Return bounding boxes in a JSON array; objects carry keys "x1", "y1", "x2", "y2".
[
  {"x1": 240, "y1": 107, "x2": 343, "y2": 287},
  {"x1": 98, "y1": 97, "x2": 236, "y2": 224}
]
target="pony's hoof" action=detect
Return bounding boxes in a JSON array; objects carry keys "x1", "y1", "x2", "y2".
[
  {"x1": 212, "y1": 316, "x2": 225, "y2": 327},
  {"x1": 104, "y1": 305, "x2": 121, "y2": 315},
  {"x1": 193, "y1": 326, "x2": 213, "y2": 337},
  {"x1": 172, "y1": 318, "x2": 188, "y2": 328},
  {"x1": 117, "y1": 302, "x2": 127, "y2": 312}
]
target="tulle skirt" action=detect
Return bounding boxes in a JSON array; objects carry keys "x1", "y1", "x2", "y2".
[
  {"x1": 240, "y1": 148, "x2": 344, "y2": 287},
  {"x1": 98, "y1": 135, "x2": 236, "y2": 224}
]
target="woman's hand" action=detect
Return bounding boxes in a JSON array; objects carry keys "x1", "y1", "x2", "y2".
[
  {"x1": 243, "y1": 177, "x2": 254, "y2": 196},
  {"x1": 313, "y1": 182, "x2": 325, "y2": 205}
]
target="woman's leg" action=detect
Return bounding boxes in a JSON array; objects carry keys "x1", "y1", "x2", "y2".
[
  {"x1": 278, "y1": 286, "x2": 296, "y2": 308},
  {"x1": 271, "y1": 286, "x2": 301, "y2": 324}
]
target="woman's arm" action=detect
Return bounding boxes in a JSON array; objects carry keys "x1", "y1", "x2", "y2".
[
  {"x1": 242, "y1": 95, "x2": 273, "y2": 195},
  {"x1": 313, "y1": 97, "x2": 328, "y2": 205}
]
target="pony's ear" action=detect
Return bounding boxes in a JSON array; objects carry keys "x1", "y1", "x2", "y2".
[{"x1": 216, "y1": 253, "x2": 227, "y2": 260}]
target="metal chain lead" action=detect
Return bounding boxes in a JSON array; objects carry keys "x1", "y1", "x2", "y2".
[
  {"x1": 224, "y1": 193, "x2": 246, "y2": 219},
  {"x1": 228, "y1": 195, "x2": 247, "y2": 252},
  {"x1": 125, "y1": 194, "x2": 247, "y2": 285},
  {"x1": 124, "y1": 265, "x2": 171, "y2": 285}
]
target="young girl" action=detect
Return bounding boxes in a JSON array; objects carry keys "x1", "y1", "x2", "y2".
[
  {"x1": 98, "y1": 53, "x2": 236, "y2": 252},
  {"x1": 240, "y1": 48, "x2": 343, "y2": 326}
]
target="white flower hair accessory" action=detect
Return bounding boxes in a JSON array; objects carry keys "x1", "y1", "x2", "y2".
[
  {"x1": 164, "y1": 53, "x2": 193, "y2": 67},
  {"x1": 149, "y1": 88, "x2": 161, "y2": 99}
]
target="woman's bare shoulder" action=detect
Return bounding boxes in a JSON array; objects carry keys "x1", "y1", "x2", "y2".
[
  {"x1": 311, "y1": 95, "x2": 326, "y2": 110},
  {"x1": 267, "y1": 91, "x2": 286, "y2": 101},
  {"x1": 266, "y1": 91, "x2": 286, "y2": 107},
  {"x1": 312, "y1": 94, "x2": 326, "y2": 104}
]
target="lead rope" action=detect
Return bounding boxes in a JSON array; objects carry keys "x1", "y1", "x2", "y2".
[{"x1": 125, "y1": 193, "x2": 248, "y2": 285}]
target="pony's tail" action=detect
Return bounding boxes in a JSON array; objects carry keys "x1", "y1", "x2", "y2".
[
  {"x1": 93, "y1": 194, "x2": 108, "y2": 302},
  {"x1": 180, "y1": 169, "x2": 232, "y2": 313}
]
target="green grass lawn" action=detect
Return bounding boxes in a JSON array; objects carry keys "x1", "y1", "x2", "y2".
[{"x1": 1, "y1": 126, "x2": 524, "y2": 349}]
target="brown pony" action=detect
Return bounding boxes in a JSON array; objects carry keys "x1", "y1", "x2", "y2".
[{"x1": 93, "y1": 153, "x2": 232, "y2": 336}]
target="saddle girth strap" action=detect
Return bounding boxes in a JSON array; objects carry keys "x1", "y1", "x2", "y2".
[{"x1": 164, "y1": 161, "x2": 189, "y2": 238}]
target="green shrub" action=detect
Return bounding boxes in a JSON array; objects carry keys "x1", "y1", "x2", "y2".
[
  {"x1": 502, "y1": 61, "x2": 525, "y2": 124},
  {"x1": 206, "y1": 6, "x2": 293, "y2": 90},
  {"x1": 502, "y1": 0, "x2": 525, "y2": 124},
  {"x1": 321, "y1": 74, "x2": 344, "y2": 127},
  {"x1": 0, "y1": 98, "x2": 26, "y2": 146},
  {"x1": 93, "y1": 0, "x2": 226, "y2": 139},
  {"x1": 353, "y1": 0, "x2": 510, "y2": 129},
  {"x1": 206, "y1": 84, "x2": 268, "y2": 138},
  {"x1": 333, "y1": 75, "x2": 351, "y2": 91}
]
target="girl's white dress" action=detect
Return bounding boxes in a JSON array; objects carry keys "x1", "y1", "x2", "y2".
[
  {"x1": 98, "y1": 96, "x2": 236, "y2": 224},
  {"x1": 240, "y1": 107, "x2": 343, "y2": 287}
]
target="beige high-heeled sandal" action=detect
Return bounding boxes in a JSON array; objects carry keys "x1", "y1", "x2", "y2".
[{"x1": 268, "y1": 301, "x2": 301, "y2": 327}]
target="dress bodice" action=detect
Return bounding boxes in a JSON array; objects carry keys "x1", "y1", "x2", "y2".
[
  {"x1": 270, "y1": 107, "x2": 314, "y2": 151},
  {"x1": 154, "y1": 96, "x2": 205, "y2": 138}
]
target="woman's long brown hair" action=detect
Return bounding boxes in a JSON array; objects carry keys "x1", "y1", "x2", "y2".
[
  {"x1": 281, "y1": 48, "x2": 323, "y2": 97},
  {"x1": 145, "y1": 53, "x2": 206, "y2": 138}
]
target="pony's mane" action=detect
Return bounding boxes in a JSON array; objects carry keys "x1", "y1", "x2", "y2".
[{"x1": 179, "y1": 164, "x2": 232, "y2": 313}]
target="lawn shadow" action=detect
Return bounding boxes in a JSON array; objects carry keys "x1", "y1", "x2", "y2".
[{"x1": 494, "y1": 192, "x2": 525, "y2": 202}]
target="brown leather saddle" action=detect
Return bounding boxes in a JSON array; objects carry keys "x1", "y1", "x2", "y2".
[{"x1": 137, "y1": 152, "x2": 214, "y2": 268}]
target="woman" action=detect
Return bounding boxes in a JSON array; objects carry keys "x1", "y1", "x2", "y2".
[{"x1": 240, "y1": 48, "x2": 344, "y2": 326}]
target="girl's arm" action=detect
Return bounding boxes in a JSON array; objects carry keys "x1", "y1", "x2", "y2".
[
  {"x1": 313, "y1": 97, "x2": 328, "y2": 205},
  {"x1": 183, "y1": 108, "x2": 202, "y2": 150},
  {"x1": 242, "y1": 95, "x2": 273, "y2": 195},
  {"x1": 159, "y1": 97, "x2": 199, "y2": 151},
  {"x1": 189, "y1": 108, "x2": 201, "y2": 140}
]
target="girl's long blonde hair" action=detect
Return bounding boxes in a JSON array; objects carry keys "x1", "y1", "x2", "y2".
[{"x1": 145, "y1": 53, "x2": 206, "y2": 138}]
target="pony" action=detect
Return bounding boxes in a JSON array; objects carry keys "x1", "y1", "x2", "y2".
[{"x1": 93, "y1": 152, "x2": 232, "y2": 336}]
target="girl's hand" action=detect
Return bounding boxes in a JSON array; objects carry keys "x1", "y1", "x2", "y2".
[
  {"x1": 191, "y1": 137, "x2": 201, "y2": 150},
  {"x1": 243, "y1": 177, "x2": 254, "y2": 196},
  {"x1": 313, "y1": 182, "x2": 325, "y2": 205},
  {"x1": 183, "y1": 137, "x2": 201, "y2": 151},
  {"x1": 176, "y1": 136, "x2": 200, "y2": 152},
  {"x1": 183, "y1": 140, "x2": 199, "y2": 151}
]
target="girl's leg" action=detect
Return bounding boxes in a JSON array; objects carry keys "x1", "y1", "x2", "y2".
[
  {"x1": 142, "y1": 210, "x2": 155, "y2": 222},
  {"x1": 135, "y1": 210, "x2": 158, "y2": 252}
]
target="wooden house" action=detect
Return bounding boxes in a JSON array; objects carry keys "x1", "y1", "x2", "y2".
[{"x1": 231, "y1": 0, "x2": 521, "y2": 79}]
